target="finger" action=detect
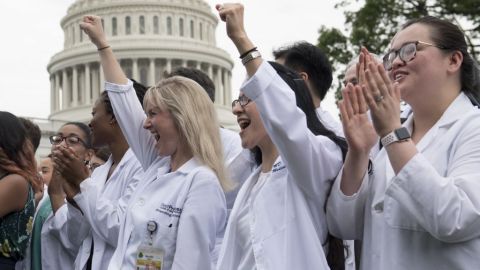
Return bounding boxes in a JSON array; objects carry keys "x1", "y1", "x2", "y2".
[
  {"x1": 356, "y1": 85, "x2": 368, "y2": 114},
  {"x1": 365, "y1": 68, "x2": 382, "y2": 101},
  {"x1": 368, "y1": 62, "x2": 389, "y2": 98},
  {"x1": 377, "y1": 63, "x2": 394, "y2": 96},
  {"x1": 362, "y1": 84, "x2": 378, "y2": 111},
  {"x1": 338, "y1": 100, "x2": 350, "y2": 125},
  {"x1": 392, "y1": 81, "x2": 401, "y2": 101},
  {"x1": 358, "y1": 53, "x2": 365, "y2": 84},
  {"x1": 349, "y1": 83, "x2": 359, "y2": 114},
  {"x1": 343, "y1": 85, "x2": 355, "y2": 119}
]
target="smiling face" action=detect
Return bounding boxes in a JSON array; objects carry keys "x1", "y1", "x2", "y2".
[
  {"x1": 387, "y1": 23, "x2": 451, "y2": 104},
  {"x1": 143, "y1": 100, "x2": 182, "y2": 157},
  {"x1": 232, "y1": 93, "x2": 269, "y2": 150},
  {"x1": 89, "y1": 97, "x2": 113, "y2": 148}
]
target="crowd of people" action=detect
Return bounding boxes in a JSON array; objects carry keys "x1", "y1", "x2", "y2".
[{"x1": 1, "y1": 3, "x2": 480, "y2": 270}]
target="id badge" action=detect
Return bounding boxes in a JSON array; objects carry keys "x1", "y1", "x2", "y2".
[{"x1": 136, "y1": 245, "x2": 164, "y2": 270}]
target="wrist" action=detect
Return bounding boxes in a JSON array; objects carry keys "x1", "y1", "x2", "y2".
[{"x1": 233, "y1": 36, "x2": 254, "y2": 55}]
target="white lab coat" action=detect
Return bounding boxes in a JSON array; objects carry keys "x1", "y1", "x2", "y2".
[
  {"x1": 40, "y1": 204, "x2": 85, "y2": 270},
  {"x1": 219, "y1": 128, "x2": 256, "y2": 213},
  {"x1": 327, "y1": 93, "x2": 480, "y2": 270},
  {"x1": 316, "y1": 105, "x2": 344, "y2": 137},
  {"x1": 70, "y1": 149, "x2": 143, "y2": 270},
  {"x1": 106, "y1": 80, "x2": 227, "y2": 270},
  {"x1": 217, "y1": 61, "x2": 343, "y2": 269}
]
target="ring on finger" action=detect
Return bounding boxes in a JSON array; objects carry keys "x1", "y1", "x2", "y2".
[{"x1": 374, "y1": 94, "x2": 384, "y2": 103}]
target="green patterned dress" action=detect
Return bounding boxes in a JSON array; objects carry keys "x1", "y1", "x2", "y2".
[{"x1": 0, "y1": 175, "x2": 35, "y2": 261}]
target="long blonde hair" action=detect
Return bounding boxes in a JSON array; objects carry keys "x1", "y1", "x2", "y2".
[{"x1": 144, "y1": 76, "x2": 231, "y2": 190}]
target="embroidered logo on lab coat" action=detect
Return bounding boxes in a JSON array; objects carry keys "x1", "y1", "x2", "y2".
[
  {"x1": 272, "y1": 161, "x2": 286, "y2": 173},
  {"x1": 156, "y1": 203, "x2": 182, "y2": 218}
]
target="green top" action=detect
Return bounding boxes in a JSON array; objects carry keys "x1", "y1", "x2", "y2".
[
  {"x1": 0, "y1": 175, "x2": 35, "y2": 261},
  {"x1": 30, "y1": 196, "x2": 52, "y2": 270}
]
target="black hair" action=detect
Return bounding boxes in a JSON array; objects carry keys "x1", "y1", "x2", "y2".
[
  {"x1": 62, "y1": 122, "x2": 93, "y2": 149},
  {"x1": 166, "y1": 67, "x2": 216, "y2": 102},
  {"x1": 281, "y1": 41, "x2": 333, "y2": 101},
  {"x1": 0, "y1": 111, "x2": 42, "y2": 192},
  {"x1": 402, "y1": 16, "x2": 480, "y2": 102},
  {"x1": 19, "y1": 117, "x2": 41, "y2": 152},
  {"x1": 0, "y1": 112, "x2": 28, "y2": 165},
  {"x1": 100, "y1": 78, "x2": 148, "y2": 117},
  {"x1": 272, "y1": 46, "x2": 290, "y2": 61}
]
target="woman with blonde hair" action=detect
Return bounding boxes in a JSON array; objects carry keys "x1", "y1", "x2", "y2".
[
  {"x1": 0, "y1": 111, "x2": 42, "y2": 269},
  {"x1": 81, "y1": 15, "x2": 228, "y2": 270}
]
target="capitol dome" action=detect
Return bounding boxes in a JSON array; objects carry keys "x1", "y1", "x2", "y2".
[{"x1": 47, "y1": 0, "x2": 236, "y2": 128}]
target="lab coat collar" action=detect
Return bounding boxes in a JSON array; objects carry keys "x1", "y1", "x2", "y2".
[{"x1": 403, "y1": 92, "x2": 473, "y2": 153}]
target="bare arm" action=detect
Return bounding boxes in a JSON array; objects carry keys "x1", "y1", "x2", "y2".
[
  {"x1": 0, "y1": 174, "x2": 29, "y2": 217},
  {"x1": 80, "y1": 15, "x2": 127, "y2": 85}
]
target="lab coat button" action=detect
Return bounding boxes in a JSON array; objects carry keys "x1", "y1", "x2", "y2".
[
  {"x1": 138, "y1": 198, "x2": 145, "y2": 206},
  {"x1": 373, "y1": 202, "x2": 384, "y2": 212}
]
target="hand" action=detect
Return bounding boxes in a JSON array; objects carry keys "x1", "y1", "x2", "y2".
[
  {"x1": 63, "y1": 180, "x2": 80, "y2": 201},
  {"x1": 339, "y1": 83, "x2": 378, "y2": 154},
  {"x1": 359, "y1": 47, "x2": 402, "y2": 137},
  {"x1": 80, "y1": 15, "x2": 108, "y2": 49},
  {"x1": 52, "y1": 147, "x2": 90, "y2": 187},
  {"x1": 48, "y1": 170, "x2": 65, "y2": 197},
  {"x1": 216, "y1": 3, "x2": 253, "y2": 54}
]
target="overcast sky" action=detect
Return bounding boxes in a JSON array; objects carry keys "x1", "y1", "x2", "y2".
[{"x1": 0, "y1": 0, "x2": 347, "y2": 119}]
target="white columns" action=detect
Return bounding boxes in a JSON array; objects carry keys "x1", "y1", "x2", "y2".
[
  {"x1": 149, "y1": 58, "x2": 156, "y2": 86},
  {"x1": 207, "y1": 64, "x2": 213, "y2": 81},
  {"x1": 215, "y1": 67, "x2": 223, "y2": 105},
  {"x1": 181, "y1": 60, "x2": 187, "y2": 68},
  {"x1": 55, "y1": 73, "x2": 60, "y2": 111},
  {"x1": 85, "y1": 64, "x2": 91, "y2": 104},
  {"x1": 50, "y1": 76, "x2": 55, "y2": 113},
  {"x1": 166, "y1": 59, "x2": 172, "y2": 74},
  {"x1": 225, "y1": 71, "x2": 231, "y2": 104},
  {"x1": 196, "y1": 61, "x2": 201, "y2": 70},
  {"x1": 62, "y1": 70, "x2": 68, "y2": 109},
  {"x1": 72, "y1": 66, "x2": 78, "y2": 106},
  {"x1": 98, "y1": 68, "x2": 104, "y2": 99},
  {"x1": 132, "y1": 59, "x2": 139, "y2": 80}
]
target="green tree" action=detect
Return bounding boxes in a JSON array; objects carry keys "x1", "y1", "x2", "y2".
[{"x1": 318, "y1": 0, "x2": 480, "y2": 100}]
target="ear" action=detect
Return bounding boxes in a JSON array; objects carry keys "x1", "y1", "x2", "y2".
[
  {"x1": 447, "y1": 50, "x2": 463, "y2": 74},
  {"x1": 298, "y1": 71, "x2": 309, "y2": 81},
  {"x1": 85, "y1": 149, "x2": 95, "y2": 163}
]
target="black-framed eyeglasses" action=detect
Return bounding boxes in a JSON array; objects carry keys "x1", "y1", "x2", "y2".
[
  {"x1": 383, "y1": 41, "x2": 447, "y2": 71},
  {"x1": 49, "y1": 135, "x2": 86, "y2": 147},
  {"x1": 231, "y1": 95, "x2": 251, "y2": 109}
]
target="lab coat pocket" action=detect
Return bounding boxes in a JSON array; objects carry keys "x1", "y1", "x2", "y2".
[{"x1": 384, "y1": 196, "x2": 427, "y2": 232}]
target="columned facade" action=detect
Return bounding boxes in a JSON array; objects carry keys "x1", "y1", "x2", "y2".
[{"x1": 47, "y1": 0, "x2": 235, "y2": 128}]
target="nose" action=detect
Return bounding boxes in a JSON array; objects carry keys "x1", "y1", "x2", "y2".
[
  {"x1": 232, "y1": 101, "x2": 243, "y2": 115},
  {"x1": 390, "y1": 53, "x2": 405, "y2": 71},
  {"x1": 143, "y1": 117, "x2": 151, "y2": 130}
]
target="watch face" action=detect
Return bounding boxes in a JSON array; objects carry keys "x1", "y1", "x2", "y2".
[{"x1": 394, "y1": 127, "x2": 411, "y2": 140}]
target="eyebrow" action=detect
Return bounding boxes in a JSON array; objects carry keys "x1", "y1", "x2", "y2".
[{"x1": 388, "y1": 40, "x2": 418, "y2": 51}]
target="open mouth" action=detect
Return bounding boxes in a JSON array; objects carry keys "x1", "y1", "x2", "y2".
[
  {"x1": 394, "y1": 71, "x2": 408, "y2": 82},
  {"x1": 237, "y1": 118, "x2": 251, "y2": 131}
]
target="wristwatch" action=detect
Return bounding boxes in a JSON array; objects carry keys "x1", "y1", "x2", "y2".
[
  {"x1": 380, "y1": 127, "x2": 411, "y2": 147},
  {"x1": 241, "y1": 50, "x2": 262, "y2": 65}
]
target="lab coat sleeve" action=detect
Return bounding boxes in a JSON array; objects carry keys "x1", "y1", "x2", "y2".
[
  {"x1": 326, "y1": 167, "x2": 370, "y2": 240},
  {"x1": 172, "y1": 171, "x2": 227, "y2": 270},
  {"x1": 105, "y1": 80, "x2": 157, "y2": 170},
  {"x1": 42, "y1": 204, "x2": 85, "y2": 257},
  {"x1": 386, "y1": 123, "x2": 480, "y2": 243},
  {"x1": 241, "y1": 61, "x2": 343, "y2": 199},
  {"x1": 73, "y1": 169, "x2": 142, "y2": 247}
]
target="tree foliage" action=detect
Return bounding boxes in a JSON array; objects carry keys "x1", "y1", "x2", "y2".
[{"x1": 317, "y1": 0, "x2": 480, "y2": 99}]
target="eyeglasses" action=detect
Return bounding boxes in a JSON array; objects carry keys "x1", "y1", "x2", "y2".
[
  {"x1": 231, "y1": 95, "x2": 251, "y2": 109},
  {"x1": 49, "y1": 135, "x2": 86, "y2": 147},
  {"x1": 383, "y1": 41, "x2": 446, "y2": 71}
]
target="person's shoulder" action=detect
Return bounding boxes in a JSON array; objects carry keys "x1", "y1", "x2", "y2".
[{"x1": 1, "y1": 174, "x2": 29, "y2": 193}]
